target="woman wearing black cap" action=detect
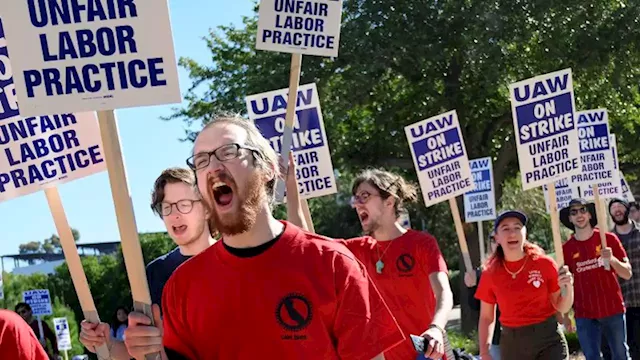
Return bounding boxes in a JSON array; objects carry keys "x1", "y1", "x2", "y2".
[{"x1": 476, "y1": 210, "x2": 574, "y2": 360}]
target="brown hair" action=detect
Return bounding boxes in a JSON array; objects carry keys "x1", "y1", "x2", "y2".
[
  {"x1": 150, "y1": 167, "x2": 197, "y2": 217},
  {"x1": 195, "y1": 114, "x2": 280, "y2": 202},
  {"x1": 351, "y1": 169, "x2": 418, "y2": 216}
]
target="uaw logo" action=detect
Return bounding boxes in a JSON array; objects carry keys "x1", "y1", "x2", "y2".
[
  {"x1": 396, "y1": 253, "x2": 415, "y2": 276},
  {"x1": 276, "y1": 293, "x2": 313, "y2": 340}
]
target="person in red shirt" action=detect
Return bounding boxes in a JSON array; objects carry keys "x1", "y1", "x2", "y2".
[
  {"x1": 122, "y1": 115, "x2": 404, "y2": 360},
  {"x1": 345, "y1": 169, "x2": 453, "y2": 360},
  {"x1": 0, "y1": 309, "x2": 49, "y2": 360},
  {"x1": 560, "y1": 198, "x2": 633, "y2": 360},
  {"x1": 476, "y1": 210, "x2": 574, "y2": 360}
]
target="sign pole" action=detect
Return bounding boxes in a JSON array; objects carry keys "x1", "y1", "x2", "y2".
[
  {"x1": 592, "y1": 184, "x2": 610, "y2": 270},
  {"x1": 477, "y1": 221, "x2": 485, "y2": 261},
  {"x1": 277, "y1": 53, "x2": 315, "y2": 230},
  {"x1": 37, "y1": 316, "x2": 45, "y2": 342},
  {"x1": 449, "y1": 198, "x2": 473, "y2": 271},
  {"x1": 548, "y1": 183, "x2": 564, "y2": 266},
  {"x1": 45, "y1": 188, "x2": 110, "y2": 359},
  {"x1": 96, "y1": 110, "x2": 160, "y2": 360},
  {"x1": 64, "y1": 350, "x2": 69, "y2": 360}
]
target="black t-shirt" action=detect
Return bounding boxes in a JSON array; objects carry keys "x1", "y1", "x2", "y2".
[{"x1": 146, "y1": 247, "x2": 192, "y2": 308}]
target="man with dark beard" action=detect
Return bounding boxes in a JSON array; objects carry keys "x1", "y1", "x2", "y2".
[
  {"x1": 609, "y1": 198, "x2": 640, "y2": 359},
  {"x1": 345, "y1": 169, "x2": 454, "y2": 360},
  {"x1": 122, "y1": 116, "x2": 404, "y2": 360}
]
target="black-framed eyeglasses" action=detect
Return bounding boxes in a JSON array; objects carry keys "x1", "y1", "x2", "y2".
[
  {"x1": 157, "y1": 199, "x2": 201, "y2": 216},
  {"x1": 350, "y1": 192, "x2": 379, "y2": 207},
  {"x1": 186, "y1": 143, "x2": 260, "y2": 171},
  {"x1": 570, "y1": 207, "x2": 588, "y2": 216}
]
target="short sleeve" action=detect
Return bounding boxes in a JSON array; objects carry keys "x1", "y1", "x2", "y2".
[
  {"x1": 161, "y1": 275, "x2": 197, "y2": 359},
  {"x1": 332, "y1": 253, "x2": 405, "y2": 360},
  {"x1": 475, "y1": 269, "x2": 496, "y2": 305},
  {"x1": 0, "y1": 310, "x2": 49, "y2": 360},
  {"x1": 607, "y1": 233, "x2": 628, "y2": 261},
  {"x1": 543, "y1": 257, "x2": 560, "y2": 294},
  {"x1": 420, "y1": 235, "x2": 448, "y2": 275}
]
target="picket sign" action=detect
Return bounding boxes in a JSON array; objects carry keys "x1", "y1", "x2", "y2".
[
  {"x1": 404, "y1": 110, "x2": 475, "y2": 272},
  {"x1": 96, "y1": 111, "x2": 158, "y2": 358},
  {"x1": 0, "y1": 1, "x2": 182, "y2": 358},
  {"x1": 509, "y1": 68, "x2": 582, "y2": 273},
  {"x1": 275, "y1": 54, "x2": 315, "y2": 228},
  {"x1": 45, "y1": 189, "x2": 109, "y2": 358}
]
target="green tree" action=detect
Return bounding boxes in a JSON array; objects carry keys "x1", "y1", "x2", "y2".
[
  {"x1": 166, "y1": 1, "x2": 640, "y2": 333},
  {"x1": 18, "y1": 228, "x2": 82, "y2": 255}
]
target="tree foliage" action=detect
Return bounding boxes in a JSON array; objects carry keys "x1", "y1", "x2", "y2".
[
  {"x1": 3, "y1": 232, "x2": 175, "y2": 357},
  {"x1": 18, "y1": 229, "x2": 81, "y2": 255},
  {"x1": 163, "y1": 0, "x2": 640, "y2": 334}
]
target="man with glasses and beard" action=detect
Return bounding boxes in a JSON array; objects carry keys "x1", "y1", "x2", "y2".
[
  {"x1": 608, "y1": 198, "x2": 640, "y2": 359},
  {"x1": 560, "y1": 198, "x2": 632, "y2": 360},
  {"x1": 122, "y1": 116, "x2": 404, "y2": 360},
  {"x1": 345, "y1": 169, "x2": 454, "y2": 360}
]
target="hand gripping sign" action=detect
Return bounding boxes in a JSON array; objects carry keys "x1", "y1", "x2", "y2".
[
  {"x1": 510, "y1": 68, "x2": 582, "y2": 270},
  {"x1": 0, "y1": 2, "x2": 183, "y2": 358},
  {"x1": 255, "y1": 0, "x2": 344, "y2": 229},
  {"x1": 1, "y1": 16, "x2": 110, "y2": 358},
  {"x1": 405, "y1": 110, "x2": 475, "y2": 271}
]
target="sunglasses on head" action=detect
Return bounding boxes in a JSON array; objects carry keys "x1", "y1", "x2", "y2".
[{"x1": 570, "y1": 207, "x2": 588, "y2": 216}]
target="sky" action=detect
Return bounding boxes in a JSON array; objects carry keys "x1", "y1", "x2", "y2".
[{"x1": 0, "y1": 1, "x2": 255, "y2": 270}]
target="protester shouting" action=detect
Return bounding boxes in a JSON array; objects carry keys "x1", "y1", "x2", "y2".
[
  {"x1": 560, "y1": 198, "x2": 632, "y2": 360},
  {"x1": 476, "y1": 210, "x2": 574, "y2": 360},
  {"x1": 122, "y1": 115, "x2": 404, "y2": 359},
  {"x1": 345, "y1": 169, "x2": 453, "y2": 360}
]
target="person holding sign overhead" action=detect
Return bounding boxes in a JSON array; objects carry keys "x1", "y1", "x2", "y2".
[
  {"x1": 345, "y1": 169, "x2": 453, "y2": 360},
  {"x1": 560, "y1": 198, "x2": 632, "y2": 360},
  {"x1": 124, "y1": 116, "x2": 404, "y2": 359},
  {"x1": 475, "y1": 210, "x2": 574, "y2": 360}
]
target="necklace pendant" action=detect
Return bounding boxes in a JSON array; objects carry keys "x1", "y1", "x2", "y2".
[
  {"x1": 376, "y1": 260, "x2": 384, "y2": 274},
  {"x1": 512, "y1": 274, "x2": 516, "y2": 279}
]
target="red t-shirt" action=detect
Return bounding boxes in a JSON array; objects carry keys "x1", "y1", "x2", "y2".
[
  {"x1": 161, "y1": 221, "x2": 404, "y2": 360},
  {"x1": 562, "y1": 229, "x2": 627, "y2": 319},
  {"x1": 475, "y1": 254, "x2": 560, "y2": 328},
  {"x1": 0, "y1": 310, "x2": 49, "y2": 360},
  {"x1": 344, "y1": 230, "x2": 448, "y2": 360}
]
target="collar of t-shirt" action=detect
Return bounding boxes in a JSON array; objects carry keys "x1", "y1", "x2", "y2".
[
  {"x1": 613, "y1": 221, "x2": 640, "y2": 237},
  {"x1": 222, "y1": 224, "x2": 286, "y2": 258}
]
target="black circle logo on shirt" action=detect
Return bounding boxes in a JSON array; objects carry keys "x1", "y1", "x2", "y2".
[
  {"x1": 396, "y1": 254, "x2": 415, "y2": 272},
  {"x1": 275, "y1": 293, "x2": 313, "y2": 332}
]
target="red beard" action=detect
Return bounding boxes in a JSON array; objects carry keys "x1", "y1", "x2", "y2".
[{"x1": 204, "y1": 171, "x2": 265, "y2": 236}]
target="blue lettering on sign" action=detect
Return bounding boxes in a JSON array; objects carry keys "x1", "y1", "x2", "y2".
[
  {"x1": 261, "y1": 0, "x2": 335, "y2": 50},
  {"x1": 577, "y1": 111, "x2": 605, "y2": 124},
  {"x1": 412, "y1": 128, "x2": 463, "y2": 170},
  {"x1": 516, "y1": 93, "x2": 574, "y2": 144},
  {"x1": 578, "y1": 124, "x2": 609, "y2": 153},
  {"x1": 512, "y1": 73, "x2": 570, "y2": 102},
  {"x1": 0, "y1": 20, "x2": 20, "y2": 122},
  {"x1": 470, "y1": 158, "x2": 489, "y2": 169},
  {"x1": 27, "y1": 0, "x2": 139, "y2": 27},
  {"x1": 408, "y1": 114, "x2": 454, "y2": 139},
  {"x1": 249, "y1": 87, "x2": 313, "y2": 115},
  {"x1": 254, "y1": 108, "x2": 324, "y2": 152},
  {"x1": 18, "y1": 0, "x2": 168, "y2": 97}
]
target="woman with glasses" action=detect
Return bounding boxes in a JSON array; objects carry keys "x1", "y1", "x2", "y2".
[
  {"x1": 345, "y1": 169, "x2": 455, "y2": 360},
  {"x1": 476, "y1": 210, "x2": 574, "y2": 360}
]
